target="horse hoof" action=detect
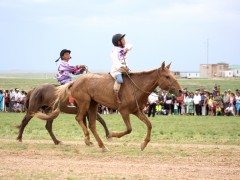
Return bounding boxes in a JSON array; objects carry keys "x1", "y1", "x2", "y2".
[
  {"x1": 102, "y1": 147, "x2": 110, "y2": 152},
  {"x1": 107, "y1": 136, "x2": 112, "y2": 142},
  {"x1": 55, "y1": 141, "x2": 62, "y2": 145},
  {"x1": 85, "y1": 140, "x2": 93, "y2": 146},
  {"x1": 140, "y1": 143, "x2": 146, "y2": 151},
  {"x1": 16, "y1": 138, "x2": 22, "y2": 142}
]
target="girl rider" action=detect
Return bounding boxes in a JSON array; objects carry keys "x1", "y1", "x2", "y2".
[
  {"x1": 55, "y1": 49, "x2": 86, "y2": 107},
  {"x1": 110, "y1": 33, "x2": 133, "y2": 103}
]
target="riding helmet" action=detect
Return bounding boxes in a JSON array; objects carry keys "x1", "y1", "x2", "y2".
[
  {"x1": 55, "y1": 49, "x2": 71, "y2": 62},
  {"x1": 60, "y1": 49, "x2": 71, "y2": 57},
  {"x1": 112, "y1": 34, "x2": 125, "y2": 46}
]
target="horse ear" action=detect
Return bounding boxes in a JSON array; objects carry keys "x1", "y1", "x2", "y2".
[
  {"x1": 166, "y1": 62, "x2": 172, "y2": 69},
  {"x1": 161, "y1": 61, "x2": 165, "y2": 70}
]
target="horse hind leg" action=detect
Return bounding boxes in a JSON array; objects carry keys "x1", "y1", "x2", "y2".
[
  {"x1": 16, "y1": 114, "x2": 33, "y2": 142},
  {"x1": 45, "y1": 120, "x2": 61, "y2": 145},
  {"x1": 87, "y1": 111, "x2": 110, "y2": 140},
  {"x1": 88, "y1": 101, "x2": 109, "y2": 152},
  {"x1": 75, "y1": 103, "x2": 92, "y2": 146},
  {"x1": 96, "y1": 113, "x2": 110, "y2": 139}
]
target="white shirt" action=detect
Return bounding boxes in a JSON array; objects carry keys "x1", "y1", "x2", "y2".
[
  {"x1": 110, "y1": 44, "x2": 133, "y2": 78},
  {"x1": 10, "y1": 91, "x2": 16, "y2": 101},
  {"x1": 235, "y1": 95, "x2": 240, "y2": 103},
  {"x1": 225, "y1": 106, "x2": 234, "y2": 115},
  {"x1": 193, "y1": 94, "x2": 201, "y2": 105},
  {"x1": 15, "y1": 91, "x2": 22, "y2": 102},
  {"x1": 148, "y1": 93, "x2": 158, "y2": 104}
]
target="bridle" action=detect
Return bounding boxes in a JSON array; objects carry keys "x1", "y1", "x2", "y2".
[
  {"x1": 157, "y1": 68, "x2": 178, "y2": 93},
  {"x1": 125, "y1": 68, "x2": 177, "y2": 114}
]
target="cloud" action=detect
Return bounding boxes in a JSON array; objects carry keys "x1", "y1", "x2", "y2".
[
  {"x1": 150, "y1": 0, "x2": 240, "y2": 23},
  {"x1": 42, "y1": 0, "x2": 239, "y2": 29}
]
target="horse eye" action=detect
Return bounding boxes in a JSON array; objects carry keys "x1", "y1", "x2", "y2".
[{"x1": 166, "y1": 76, "x2": 170, "y2": 79}]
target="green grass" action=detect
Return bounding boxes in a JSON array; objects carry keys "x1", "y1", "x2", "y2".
[
  {"x1": 178, "y1": 79, "x2": 240, "y2": 92},
  {"x1": 0, "y1": 75, "x2": 240, "y2": 92},
  {"x1": 1, "y1": 113, "x2": 239, "y2": 145},
  {"x1": 0, "y1": 78, "x2": 56, "y2": 91}
]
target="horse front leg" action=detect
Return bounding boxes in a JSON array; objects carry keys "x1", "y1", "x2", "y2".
[
  {"x1": 134, "y1": 111, "x2": 152, "y2": 151},
  {"x1": 109, "y1": 111, "x2": 132, "y2": 138},
  {"x1": 88, "y1": 101, "x2": 109, "y2": 152}
]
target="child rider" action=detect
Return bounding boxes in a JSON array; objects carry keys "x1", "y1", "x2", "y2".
[
  {"x1": 55, "y1": 49, "x2": 86, "y2": 107},
  {"x1": 110, "y1": 33, "x2": 133, "y2": 103}
]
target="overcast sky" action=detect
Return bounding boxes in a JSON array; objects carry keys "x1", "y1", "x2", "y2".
[{"x1": 0, "y1": 0, "x2": 239, "y2": 73}]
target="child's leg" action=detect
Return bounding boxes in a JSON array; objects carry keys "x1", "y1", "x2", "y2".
[
  {"x1": 68, "y1": 96, "x2": 75, "y2": 107},
  {"x1": 69, "y1": 96, "x2": 74, "y2": 103}
]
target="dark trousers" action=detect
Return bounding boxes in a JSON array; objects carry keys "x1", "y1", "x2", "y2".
[
  {"x1": 178, "y1": 102, "x2": 182, "y2": 114},
  {"x1": 148, "y1": 103, "x2": 156, "y2": 117},
  {"x1": 195, "y1": 104, "x2": 201, "y2": 115}
]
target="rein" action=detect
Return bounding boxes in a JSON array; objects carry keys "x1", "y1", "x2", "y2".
[
  {"x1": 125, "y1": 69, "x2": 162, "y2": 95},
  {"x1": 124, "y1": 68, "x2": 161, "y2": 114}
]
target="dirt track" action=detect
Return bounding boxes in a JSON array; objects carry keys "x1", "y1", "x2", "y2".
[{"x1": 1, "y1": 139, "x2": 240, "y2": 179}]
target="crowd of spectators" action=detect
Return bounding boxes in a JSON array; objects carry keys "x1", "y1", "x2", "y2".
[
  {"x1": 1, "y1": 84, "x2": 239, "y2": 117},
  {"x1": 145, "y1": 84, "x2": 240, "y2": 117},
  {"x1": 0, "y1": 88, "x2": 27, "y2": 113}
]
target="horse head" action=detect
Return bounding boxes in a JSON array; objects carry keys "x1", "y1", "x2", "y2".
[{"x1": 157, "y1": 62, "x2": 182, "y2": 97}]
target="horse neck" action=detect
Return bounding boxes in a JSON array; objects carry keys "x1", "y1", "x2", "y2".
[{"x1": 130, "y1": 69, "x2": 158, "y2": 94}]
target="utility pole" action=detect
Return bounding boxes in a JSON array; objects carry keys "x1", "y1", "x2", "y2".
[{"x1": 206, "y1": 38, "x2": 209, "y2": 78}]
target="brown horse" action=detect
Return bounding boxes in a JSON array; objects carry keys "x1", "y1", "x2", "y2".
[
  {"x1": 16, "y1": 83, "x2": 110, "y2": 145},
  {"x1": 53, "y1": 62, "x2": 182, "y2": 151}
]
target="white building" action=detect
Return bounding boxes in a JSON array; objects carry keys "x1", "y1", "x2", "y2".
[
  {"x1": 222, "y1": 70, "x2": 233, "y2": 77},
  {"x1": 180, "y1": 72, "x2": 200, "y2": 79},
  {"x1": 233, "y1": 69, "x2": 240, "y2": 77}
]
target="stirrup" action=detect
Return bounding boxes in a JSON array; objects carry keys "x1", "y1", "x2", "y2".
[{"x1": 67, "y1": 103, "x2": 76, "y2": 108}]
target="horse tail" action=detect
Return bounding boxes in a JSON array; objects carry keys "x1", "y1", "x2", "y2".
[
  {"x1": 54, "y1": 81, "x2": 75, "y2": 105},
  {"x1": 31, "y1": 82, "x2": 74, "y2": 121},
  {"x1": 33, "y1": 108, "x2": 61, "y2": 121},
  {"x1": 25, "y1": 88, "x2": 35, "y2": 110}
]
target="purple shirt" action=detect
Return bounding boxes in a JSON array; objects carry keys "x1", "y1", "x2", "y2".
[{"x1": 56, "y1": 60, "x2": 82, "y2": 85}]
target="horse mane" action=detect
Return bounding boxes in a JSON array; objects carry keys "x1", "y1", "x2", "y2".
[{"x1": 79, "y1": 69, "x2": 157, "y2": 80}]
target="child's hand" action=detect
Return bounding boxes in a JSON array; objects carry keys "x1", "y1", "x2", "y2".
[
  {"x1": 120, "y1": 66, "x2": 130, "y2": 73},
  {"x1": 79, "y1": 65, "x2": 87, "y2": 73},
  {"x1": 123, "y1": 49, "x2": 129, "y2": 56}
]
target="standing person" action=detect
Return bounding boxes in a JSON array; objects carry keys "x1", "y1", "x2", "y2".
[
  {"x1": 110, "y1": 33, "x2": 133, "y2": 103},
  {"x1": 223, "y1": 90, "x2": 230, "y2": 110},
  {"x1": 9, "y1": 88, "x2": 15, "y2": 112},
  {"x1": 4, "y1": 90, "x2": 10, "y2": 112},
  {"x1": 235, "y1": 91, "x2": 240, "y2": 116},
  {"x1": 55, "y1": 49, "x2": 86, "y2": 107},
  {"x1": 185, "y1": 92, "x2": 194, "y2": 115},
  {"x1": 173, "y1": 100, "x2": 179, "y2": 115},
  {"x1": 165, "y1": 92, "x2": 173, "y2": 115},
  {"x1": 0, "y1": 90, "x2": 4, "y2": 111},
  {"x1": 14, "y1": 88, "x2": 22, "y2": 103},
  {"x1": 201, "y1": 90, "x2": 207, "y2": 116},
  {"x1": 229, "y1": 92, "x2": 235, "y2": 110},
  {"x1": 147, "y1": 91, "x2": 158, "y2": 117},
  {"x1": 207, "y1": 94, "x2": 214, "y2": 116},
  {"x1": 14, "y1": 88, "x2": 22, "y2": 112},
  {"x1": 177, "y1": 93, "x2": 184, "y2": 115},
  {"x1": 193, "y1": 90, "x2": 201, "y2": 115}
]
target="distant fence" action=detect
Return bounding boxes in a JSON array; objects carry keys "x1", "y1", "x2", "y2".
[{"x1": 0, "y1": 73, "x2": 56, "y2": 79}]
